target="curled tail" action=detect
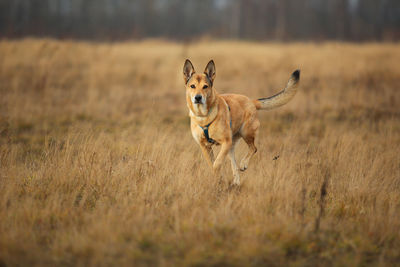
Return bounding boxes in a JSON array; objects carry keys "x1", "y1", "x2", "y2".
[{"x1": 253, "y1": 70, "x2": 300, "y2": 110}]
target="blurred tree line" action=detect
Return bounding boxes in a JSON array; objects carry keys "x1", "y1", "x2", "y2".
[{"x1": 0, "y1": 0, "x2": 399, "y2": 41}]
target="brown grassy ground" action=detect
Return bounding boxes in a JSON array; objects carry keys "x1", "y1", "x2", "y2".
[{"x1": 0, "y1": 39, "x2": 399, "y2": 266}]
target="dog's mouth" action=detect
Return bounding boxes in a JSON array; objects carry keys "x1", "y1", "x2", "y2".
[{"x1": 194, "y1": 100, "x2": 202, "y2": 104}]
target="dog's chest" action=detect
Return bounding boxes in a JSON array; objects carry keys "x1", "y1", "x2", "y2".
[
  {"x1": 191, "y1": 125, "x2": 220, "y2": 146},
  {"x1": 191, "y1": 126, "x2": 205, "y2": 144}
]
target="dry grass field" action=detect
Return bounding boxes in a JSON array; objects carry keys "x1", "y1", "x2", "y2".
[{"x1": 0, "y1": 39, "x2": 399, "y2": 266}]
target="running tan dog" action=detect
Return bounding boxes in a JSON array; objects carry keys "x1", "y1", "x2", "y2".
[{"x1": 184, "y1": 59, "x2": 300, "y2": 185}]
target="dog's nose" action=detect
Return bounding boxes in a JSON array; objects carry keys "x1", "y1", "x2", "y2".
[{"x1": 194, "y1": 95, "x2": 202, "y2": 102}]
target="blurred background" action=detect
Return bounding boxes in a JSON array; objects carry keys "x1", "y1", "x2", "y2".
[
  {"x1": 1, "y1": 0, "x2": 399, "y2": 41},
  {"x1": 1, "y1": 1, "x2": 400, "y2": 266}
]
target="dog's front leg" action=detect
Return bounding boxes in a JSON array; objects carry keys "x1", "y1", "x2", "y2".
[
  {"x1": 228, "y1": 143, "x2": 241, "y2": 185},
  {"x1": 200, "y1": 144, "x2": 214, "y2": 170},
  {"x1": 213, "y1": 140, "x2": 232, "y2": 176}
]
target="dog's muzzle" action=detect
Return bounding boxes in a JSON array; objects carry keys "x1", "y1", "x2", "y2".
[{"x1": 194, "y1": 94, "x2": 203, "y2": 104}]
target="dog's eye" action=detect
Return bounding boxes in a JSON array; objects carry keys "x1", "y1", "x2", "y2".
[
  {"x1": 190, "y1": 84, "x2": 195, "y2": 89},
  {"x1": 203, "y1": 85, "x2": 208, "y2": 89}
]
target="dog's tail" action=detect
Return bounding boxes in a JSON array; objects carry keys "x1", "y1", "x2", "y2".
[{"x1": 253, "y1": 70, "x2": 300, "y2": 110}]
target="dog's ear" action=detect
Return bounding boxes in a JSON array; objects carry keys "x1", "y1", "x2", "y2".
[
  {"x1": 204, "y1": 60, "x2": 216, "y2": 84},
  {"x1": 183, "y1": 59, "x2": 195, "y2": 84}
]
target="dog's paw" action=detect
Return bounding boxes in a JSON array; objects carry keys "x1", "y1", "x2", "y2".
[
  {"x1": 239, "y1": 162, "x2": 248, "y2": 172},
  {"x1": 227, "y1": 181, "x2": 242, "y2": 192},
  {"x1": 240, "y1": 159, "x2": 249, "y2": 171}
]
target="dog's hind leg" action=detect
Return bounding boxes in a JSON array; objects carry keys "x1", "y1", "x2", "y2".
[
  {"x1": 240, "y1": 120, "x2": 259, "y2": 171},
  {"x1": 228, "y1": 136, "x2": 241, "y2": 185}
]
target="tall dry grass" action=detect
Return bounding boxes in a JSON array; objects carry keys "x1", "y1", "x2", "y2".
[{"x1": 0, "y1": 39, "x2": 400, "y2": 266}]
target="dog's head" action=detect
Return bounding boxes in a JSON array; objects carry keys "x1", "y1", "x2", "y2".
[{"x1": 183, "y1": 59, "x2": 216, "y2": 106}]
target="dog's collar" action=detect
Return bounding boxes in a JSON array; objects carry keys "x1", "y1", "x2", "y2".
[
  {"x1": 198, "y1": 111, "x2": 218, "y2": 144},
  {"x1": 199, "y1": 105, "x2": 232, "y2": 144},
  {"x1": 199, "y1": 122, "x2": 216, "y2": 144}
]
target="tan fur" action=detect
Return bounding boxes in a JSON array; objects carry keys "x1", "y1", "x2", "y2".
[
  {"x1": 253, "y1": 72, "x2": 300, "y2": 110},
  {"x1": 184, "y1": 59, "x2": 300, "y2": 185}
]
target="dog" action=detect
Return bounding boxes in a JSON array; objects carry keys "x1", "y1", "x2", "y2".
[{"x1": 184, "y1": 59, "x2": 300, "y2": 185}]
